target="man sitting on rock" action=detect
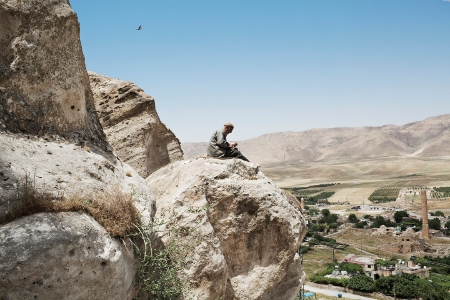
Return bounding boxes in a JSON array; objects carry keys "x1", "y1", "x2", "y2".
[{"x1": 207, "y1": 122, "x2": 250, "y2": 162}]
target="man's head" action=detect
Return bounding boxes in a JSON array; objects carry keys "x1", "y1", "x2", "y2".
[{"x1": 224, "y1": 122, "x2": 234, "y2": 134}]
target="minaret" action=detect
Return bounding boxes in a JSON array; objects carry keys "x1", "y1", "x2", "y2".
[
  {"x1": 300, "y1": 197, "x2": 304, "y2": 211},
  {"x1": 421, "y1": 190, "x2": 429, "y2": 239}
]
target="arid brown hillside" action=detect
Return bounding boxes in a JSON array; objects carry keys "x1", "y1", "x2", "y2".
[{"x1": 182, "y1": 114, "x2": 450, "y2": 166}]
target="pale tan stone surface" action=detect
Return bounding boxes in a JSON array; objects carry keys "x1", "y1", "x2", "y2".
[
  {"x1": 0, "y1": 131, "x2": 154, "y2": 222},
  {"x1": 146, "y1": 158, "x2": 307, "y2": 300},
  {"x1": 0, "y1": 1, "x2": 154, "y2": 298},
  {"x1": 0, "y1": 212, "x2": 137, "y2": 300},
  {"x1": 89, "y1": 71, "x2": 183, "y2": 178},
  {"x1": 0, "y1": 0, "x2": 110, "y2": 153}
]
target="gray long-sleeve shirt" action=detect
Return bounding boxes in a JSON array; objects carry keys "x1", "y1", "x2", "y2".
[{"x1": 207, "y1": 129, "x2": 229, "y2": 158}]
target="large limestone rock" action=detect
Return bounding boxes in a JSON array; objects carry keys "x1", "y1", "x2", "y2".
[
  {"x1": 89, "y1": 72, "x2": 183, "y2": 177},
  {"x1": 146, "y1": 158, "x2": 307, "y2": 300},
  {"x1": 0, "y1": 212, "x2": 136, "y2": 300},
  {"x1": 0, "y1": 1, "x2": 155, "y2": 298},
  {"x1": 0, "y1": 131, "x2": 154, "y2": 300},
  {"x1": 0, "y1": 0, "x2": 109, "y2": 152},
  {"x1": 0, "y1": 131, "x2": 154, "y2": 222}
]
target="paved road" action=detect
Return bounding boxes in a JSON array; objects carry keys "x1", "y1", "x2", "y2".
[{"x1": 304, "y1": 284, "x2": 378, "y2": 300}]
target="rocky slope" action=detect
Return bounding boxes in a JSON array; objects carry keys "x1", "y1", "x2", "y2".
[
  {"x1": 182, "y1": 114, "x2": 450, "y2": 166},
  {"x1": 146, "y1": 158, "x2": 306, "y2": 300},
  {"x1": 89, "y1": 72, "x2": 183, "y2": 177}
]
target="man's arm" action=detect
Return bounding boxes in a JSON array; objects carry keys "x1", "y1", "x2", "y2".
[{"x1": 215, "y1": 131, "x2": 230, "y2": 149}]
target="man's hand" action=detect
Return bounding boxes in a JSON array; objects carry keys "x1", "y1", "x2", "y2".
[{"x1": 229, "y1": 142, "x2": 238, "y2": 148}]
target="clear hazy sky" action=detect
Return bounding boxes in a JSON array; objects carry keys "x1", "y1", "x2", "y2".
[{"x1": 70, "y1": 0, "x2": 450, "y2": 143}]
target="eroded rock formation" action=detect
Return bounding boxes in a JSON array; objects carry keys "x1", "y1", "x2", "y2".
[
  {"x1": 146, "y1": 158, "x2": 307, "y2": 300},
  {"x1": 0, "y1": 212, "x2": 136, "y2": 300},
  {"x1": 0, "y1": 0, "x2": 110, "y2": 153},
  {"x1": 0, "y1": 132, "x2": 154, "y2": 223},
  {"x1": 0, "y1": 1, "x2": 153, "y2": 298},
  {"x1": 89, "y1": 72, "x2": 183, "y2": 177}
]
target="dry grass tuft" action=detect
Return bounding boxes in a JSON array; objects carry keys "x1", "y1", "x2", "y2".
[
  {"x1": 57, "y1": 186, "x2": 141, "y2": 237},
  {"x1": 1, "y1": 175, "x2": 140, "y2": 237}
]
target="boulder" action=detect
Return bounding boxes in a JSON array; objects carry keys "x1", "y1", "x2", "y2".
[
  {"x1": 146, "y1": 158, "x2": 307, "y2": 300},
  {"x1": 0, "y1": 212, "x2": 136, "y2": 300},
  {"x1": 89, "y1": 72, "x2": 183, "y2": 177},
  {"x1": 0, "y1": 131, "x2": 154, "y2": 222},
  {"x1": 0, "y1": 0, "x2": 110, "y2": 153}
]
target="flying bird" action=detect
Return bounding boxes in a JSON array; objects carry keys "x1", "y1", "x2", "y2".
[{"x1": 136, "y1": 25, "x2": 142, "y2": 30}]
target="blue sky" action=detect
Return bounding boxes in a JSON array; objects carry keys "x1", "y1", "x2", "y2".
[{"x1": 70, "y1": 0, "x2": 450, "y2": 143}]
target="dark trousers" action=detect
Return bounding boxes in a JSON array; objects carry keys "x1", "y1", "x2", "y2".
[{"x1": 224, "y1": 147, "x2": 249, "y2": 162}]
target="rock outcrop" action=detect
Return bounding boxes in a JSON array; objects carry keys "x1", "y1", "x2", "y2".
[
  {"x1": 0, "y1": 212, "x2": 136, "y2": 300},
  {"x1": 0, "y1": 131, "x2": 153, "y2": 222},
  {"x1": 0, "y1": 1, "x2": 153, "y2": 298},
  {"x1": 89, "y1": 72, "x2": 183, "y2": 177},
  {"x1": 0, "y1": 0, "x2": 110, "y2": 153},
  {"x1": 146, "y1": 158, "x2": 307, "y2": 300}
]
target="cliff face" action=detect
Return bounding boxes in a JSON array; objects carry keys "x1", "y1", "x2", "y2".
[
  {"x1": 89, "y1": 72, "x2": 183, "y2": 177},
  {"x1": 146, "y1": 158, "x2": 307, "y2": 300},
  {"x1": 0, "y1": 1, "x2": 152, "y2": 299},
  {"x1": 0, "y1": 0, "x2": 109, "y2": 152}
]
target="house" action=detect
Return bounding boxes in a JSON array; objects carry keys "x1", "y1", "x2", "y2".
[
  {"x1": 342, "y1": 254, "x2": 376, "y2": 277},
  {"x1": 342, "y1": 254, "x2": 430, "y2": 280}
]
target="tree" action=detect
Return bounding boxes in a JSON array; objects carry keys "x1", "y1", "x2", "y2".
[
  {"x1": 364, "y1": 214, "x2": 373, "y2": 221},
  {"x1": 339, "y1": 262, "x2": 363, "y2": 274},
  {"x1": 348, "y1": 213, "x2": 358, "y2": 223},
  {"x1": 355, "y1": 221, "x2": 367, "y2": 228},
  {"x1": 348, "y1": 275, "x2": 375, "y2": 292},
  {"x1": 393, "y1": 210, "x2": 409, "y2": 223},
  {"x1": 324, "y1": 213, "x2": 339, "y2": 224},
  {"x1": 445, "y1": 220, "x2": 450, "y2": 230},
  {"x1": 370, "y1": 216, "x2": 396, "y2": 228},
  {"x1": 321, "y1": 209, "x2": 331, "y2": 217},
  {"x1": 431, "y1": 210, "x2": 445, "y2": 217},
  {"x1": 374, "y1": 275, "x2": 418, "y2": 299},
  {"x1": 429, "y1": 218, "x2": 441, "y2": 230}
]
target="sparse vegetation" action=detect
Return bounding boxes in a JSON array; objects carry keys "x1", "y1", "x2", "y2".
[
  {"x1": 431, "y1": 210, "x2": 445, "y2": 217},
  {"x1": 348, "y1": 213, "x2": 358, "y2": 223},
  {"x1": 5, "y1": 173, "x2": 204, "y2": 299},
  {"x1": 433, "y1": 186, "x2": 450, "y2": 198},
  {"x1": 308, "y1": 234, "x2": 347, "y2": 250},
  {"x1": 1, "y1": 173, "x2": 140, "y2": 237},
  {"x1": 369, "y1": 216, "x2": 396, "y2": 229},
  {"x1": 129, "y1": 207, "x2": 202, "y2": 300},
  {"x1": 282, "y1": 185, "x2": 336, "y2": 205},
  {"x1": 393, "y1": 210, "x2": 409, "y2": 223},
  {"x1": 368, "y1": 187, "x2": 401, "y2": 203}
]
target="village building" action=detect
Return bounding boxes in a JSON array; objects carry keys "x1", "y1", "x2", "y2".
[{"x1": 342, "y1": 254, "x2": 430, "y2": 280}]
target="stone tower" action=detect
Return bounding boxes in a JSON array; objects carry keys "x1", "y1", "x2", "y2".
[{"x1": 421, "y1": 190, "x2": 429, "y2": 239}]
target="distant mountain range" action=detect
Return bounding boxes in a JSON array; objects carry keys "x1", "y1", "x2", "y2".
[{"x1": 182, "y1": 114, "x2": 450, "y2": 166}]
